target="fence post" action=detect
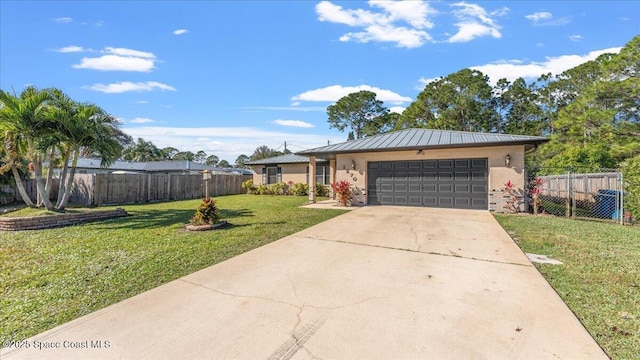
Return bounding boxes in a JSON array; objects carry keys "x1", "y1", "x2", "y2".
[
  {"x1": 565, "y1": 170, "x2": 571, "y2": 218},
  {"x1": 619, "y1": 172, "x2": 624, "y2": 225}
]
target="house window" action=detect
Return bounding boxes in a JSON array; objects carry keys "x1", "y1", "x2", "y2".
[
  {"x1": 263, "y1": 166, "x2": 281, "y2": 184},
  {"x1": 315, "y1": 165, "x2": 330, "y2": 185}
]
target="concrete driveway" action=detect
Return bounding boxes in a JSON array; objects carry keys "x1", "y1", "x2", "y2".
[{"x1": 2, "y1": 207, "x2": 607, "y2": 359}]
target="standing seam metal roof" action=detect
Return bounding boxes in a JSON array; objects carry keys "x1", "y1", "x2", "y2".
[{"x1": 297, "y1": 128, "x2": 548, "y2": 156}]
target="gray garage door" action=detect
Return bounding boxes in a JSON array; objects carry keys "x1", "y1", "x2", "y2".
[{"x1": 367, "y1": 158, "x2": 488, "y2": 210}]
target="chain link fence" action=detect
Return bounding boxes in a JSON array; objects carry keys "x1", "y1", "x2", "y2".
[{"x1": 525, "y1": 167, "x2": 628, "y2": 224}]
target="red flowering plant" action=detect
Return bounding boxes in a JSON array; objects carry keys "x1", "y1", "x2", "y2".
[
  {"x1": 503, "y1": 180, "x2": 519, "y2": 213},
  {"x1": 530, "y1": 177, "x2": 544, "y2": 215},
  {"x1": 330, "y1": 180, "x2": 352, "y2": 206}
]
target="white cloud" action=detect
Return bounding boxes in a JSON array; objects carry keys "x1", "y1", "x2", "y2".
[
  {"x1": 87, "y1": 81, "x2": 176, "y2": 93},
  {"x1": 290, "y1": 101, "x2": 301, "y2": 106},
  {"x1": 130, "y1": 117, "x2": 155, "y2": 124},
  {"x1": 525, "y1": 11, "x2": 570, "y2": 26},
  {"x1": 133, "y1": 100, "x2": 149, "y2": 104},
  {"x1": 272, "y1": 120, "x2": 314, "y2": 128},
  {"x1": 54, "y1": 17, "x2": 72, "y2": 23},
  {"x1": 54, "y1": 45, "x2": 86, "y2": 53},
  {"x1": 470, "y1": 47, "x2": 623, "y2": 85},
  {"x1": 389, "y1": 106, "x2": 405, "y2": 114},
  {"x1": 315, "y1": 0, "x2": 435, "y2": 48},
  {"x1": 121, "y1": 126, "x2": 346, "y2": 162},
  {"x1": 416, "y1": 77, "x2": 440, "y2": 90},
  {"x1": 448, "y1": 2, "x2": 506, "y2": 43},
  {"x1": 104, "y1": 47, "x2": 155, "y2": 58},
  {"x1": 173, "y1": 29, "x2": 189, "y2": 35},
  {"x1": 72, "y1": 47, "x2": 156, "y2": 72},
  {"x1": 569, "y1": 35, "x2": 583, "y2": 42},
  {"x1": 292, "y1": 85, "x2": 411, "y2": 104},
  {"x1": 525, "y1": 12, "x2": 552, "y2": 22}
]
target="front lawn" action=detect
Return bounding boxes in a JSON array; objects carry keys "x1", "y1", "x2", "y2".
[
  {"x1": 495, "y1": 214, "x2": 640, "y2": 360},
  {"x1": 0, "y1": 195, "x2": 346, "y2": 342}
]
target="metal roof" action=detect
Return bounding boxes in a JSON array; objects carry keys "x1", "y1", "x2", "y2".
[
  {"x1": 297, "y1": 128, "x2": 549, "y2": 158},
  {"x1": 74, "y1": 158, "x2": 147, "y2": 171},
  {"x1": 246, "y1": 153, "x2": 327, "y2": 165},
  {"x1": 73, "y1": 158, "x2": 246, "y2": 174}
]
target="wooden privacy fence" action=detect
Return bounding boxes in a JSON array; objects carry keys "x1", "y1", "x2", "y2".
[
  {"x1": 537, "y1": 172, "x2": 622, "y2": 202},
  {"x1": 1, "y1": 173, "x2": 250, "y2": 206}
]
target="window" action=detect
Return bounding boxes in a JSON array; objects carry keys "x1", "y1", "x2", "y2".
[
  {"x1": 315, "y1": 165, "x2": 330, "y2": 185},
  {"x1": 262, "y1": 166, "x2": 281, "y2": 184}
]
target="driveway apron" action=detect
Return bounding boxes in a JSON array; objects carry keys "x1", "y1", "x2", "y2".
[{"x1": 2, "y1": 206, "x2": 608, "y2": 359}]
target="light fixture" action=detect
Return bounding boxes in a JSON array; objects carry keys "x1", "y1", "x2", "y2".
[
  {"x1": 505, "y1": 154, "x2": 511, "y2": 167},
  {"x1": 351, "y1": 160, "x2": 356, "y2": 170},
  {"x1": 417, "y1": 149, "x2": 424, "y2": 155}
]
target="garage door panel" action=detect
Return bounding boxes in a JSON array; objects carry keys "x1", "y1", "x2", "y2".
[
  {"x1": 423, "y1": 172, "x2": 437, "y2": 181},
  {"x1": 368, "y1": 158, "x2": 488, "y2": 209},
  {"x1": 439, "y1": 172, "x2": 453, "y2": 181},
  {"x1": 439, "y1": 184, "x2": 453, "y2": 193},
  {"x1": 423, "y1": 184, "x2": 437, "y2": 193},
  {"x1": 408, "y1": 184, "x2": 422, "y2": 192},
  {"x1": 455, "y1": 172, "x2": 470, "y2": 181},
  {"x1": 455, "y1": 184, "x2": 470, "y2": 192},
  {"x1": 394, "y1": 183, "x2": 408, "y2": 192},
  {"x1": 423, "y1": 161, "x2": 437, "y2": 169},
  {"x1": 472, "y1": 159, "x2": 488, "y2": 168}
]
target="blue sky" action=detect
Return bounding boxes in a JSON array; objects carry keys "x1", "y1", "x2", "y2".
[{"x1": 1, "y1": 1, "x2": 638, "y2": 163}]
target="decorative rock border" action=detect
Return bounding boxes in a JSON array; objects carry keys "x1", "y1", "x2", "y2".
[
  {"x1": 0, "y1": 208, "x2": 128, "y2": 231},
  {"x1": 185, "y1": 220, "x2": 228, "y2": 232}
]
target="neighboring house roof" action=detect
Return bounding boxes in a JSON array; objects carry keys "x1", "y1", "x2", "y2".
[
  {"x1": 246, "y1": 153, "x2": 328, "y2": 165},
  {"x1": 297, "y1": 128, "x2": 549, "y2": 159},
  {"x1": 74, "y1": 158, "x2": 147, "y2": 171},
  {"x1": 72, "y1": 158, "x2": 251, "y2": 174}
]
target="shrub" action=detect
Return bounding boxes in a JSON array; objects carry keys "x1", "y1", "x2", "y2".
[
  {"x1": 190, "y1": 197, "x2": 221, "y2": 225},
  {"x1": 291, "y1": 183, "x2": 309, "y2": 196},
  {"x1": 331, "y1": 180, "x2": 352, "y2": 206},
  {"x1": 622, "y1": 155, "x2": 640, "y2": 221},
  {"x1": 269, "y1": 182, "x2": 288, "y2": 196},
  {"x1": 316, "y1": 183, "x2": 329, "y2": 197},
  {"x1": 257, "y1": 184, "x2": 271, "y2": 195},
  {"x1": 242, "y1": 179, "x2": 258, "y2": 194}
]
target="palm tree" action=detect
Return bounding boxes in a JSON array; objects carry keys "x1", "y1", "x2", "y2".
[
  {"x1": 0, "y1": 86, "x2": 55, "y2": 209},
  {"x1": 121, "y1": 138, "x2": 162, "y2": 162},
  {"x1": 53, "y1": 101, "x2": 124, "y2": 210}
]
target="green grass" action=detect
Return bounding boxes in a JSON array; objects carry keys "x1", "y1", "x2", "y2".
[
  {"x1": 1, "y1": 207, "x2": 90, "y2": 217},
  {"x1": 494, "y1": 214, "x2": 640, "y2": 360},
  {"x1": 0, "y1": 195, "x2": 346, "y2": 342}
]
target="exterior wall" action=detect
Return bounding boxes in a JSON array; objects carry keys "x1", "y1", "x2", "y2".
[
  {"x1": 332, "y1": 145, "x2": 526, "y2": 210},
  {"x1": 250, "y1": 164, "x2": 308, "y2": 185}
]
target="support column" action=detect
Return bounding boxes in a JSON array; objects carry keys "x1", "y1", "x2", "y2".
[
  {"x1": 329, "y1": 159, "x2": 336, "y2": 199},
  {"x1": 308, "y1": 156, "x2": 316, "y2": 203}
]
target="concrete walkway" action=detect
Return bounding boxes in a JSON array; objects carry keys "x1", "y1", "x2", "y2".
[{"x1": 2, "y1": 207, "x2": 608, "y2": 359}]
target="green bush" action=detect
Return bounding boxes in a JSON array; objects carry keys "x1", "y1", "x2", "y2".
[
  {"x1": 316, "y1": 183, "x2": 329, "y2": 197},
  {"x1": 242, "y1": 179, "x2": 258, "y2": 194},
  {"x1": 269, "y1": 182, "x2": 288, "y2": 196},
  {"x1": 190, "y1": 197, "x2": 221, "y2": 225},
  {"x1": 257, "y1": 184, "x2": 271, "y2": 195},
  {"x1": 291, "y1": 183, "x2": 309, "y2": 196},
  {"x1": 622, "y1": 155, "x2": 640, "y2": 220}
]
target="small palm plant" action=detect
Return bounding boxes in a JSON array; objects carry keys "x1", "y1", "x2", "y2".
[{"x1": 190, "y1": 197, "x2": 221, "y2": 225}]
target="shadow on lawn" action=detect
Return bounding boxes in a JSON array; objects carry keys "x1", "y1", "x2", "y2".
[{"x1": 92, "y1": 208, "x2": 255, "y2": 230}]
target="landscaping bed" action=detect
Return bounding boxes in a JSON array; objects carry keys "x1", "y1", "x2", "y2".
[
  {"x1": 0, "y1": 208, "x2": 127, "y2": 231},
  {"x1": 0, "y1": 195, "x2": 345, "y2": 343},
  {"x1": 495, "y1": 214, "x2": 640, "y2": 359}
]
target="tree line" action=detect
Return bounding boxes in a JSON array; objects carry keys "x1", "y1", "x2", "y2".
[{"x1": 328, "y1": 35, "x2": 639, "y2": 171}]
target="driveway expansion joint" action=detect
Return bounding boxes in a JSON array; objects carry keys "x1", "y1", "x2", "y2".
[{"x1": 301, "y1": 235, "x2": 532, "y2": 267}]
